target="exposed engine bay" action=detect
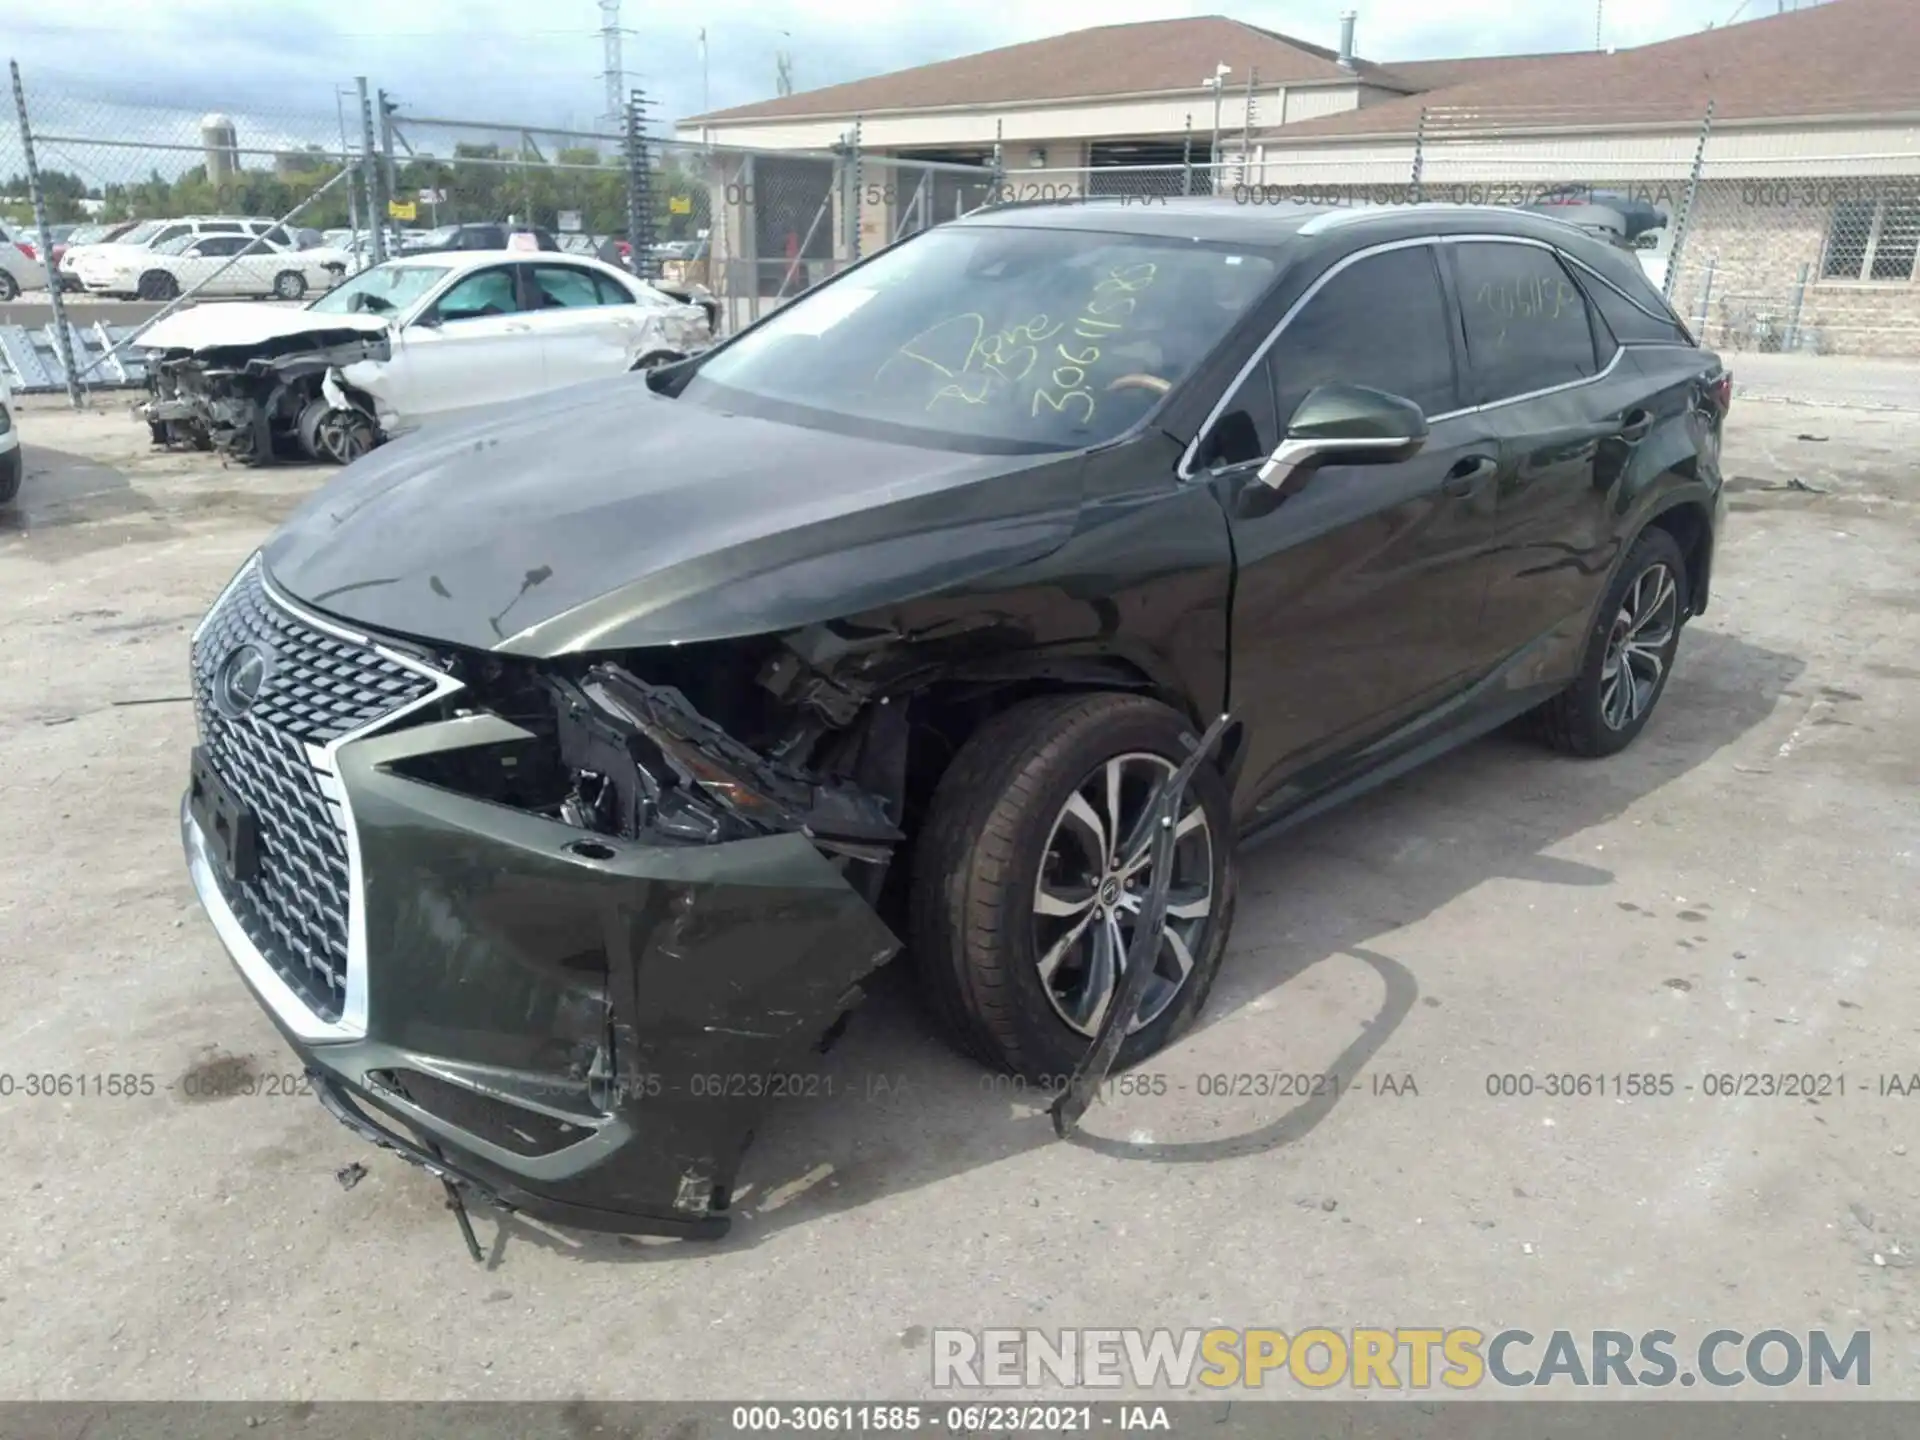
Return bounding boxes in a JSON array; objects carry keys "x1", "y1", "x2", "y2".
[{"x1": 143, "y1": 325, "x2": 390, "y2": 465}]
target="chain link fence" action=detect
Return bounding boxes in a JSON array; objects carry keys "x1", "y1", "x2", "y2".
[
  {"x1": 0, "y1": 63, "x2": 728, "y2": 398},
  {"x1": 13, "y1": 59, "x2": 1920, "y2": 396}
]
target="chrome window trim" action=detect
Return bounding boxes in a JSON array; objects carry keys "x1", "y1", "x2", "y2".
[
  {"x1": 1179, "y1": 232, "x2": 1630, "y2": 481},
  {"x1": 183, "y1": 554, "x2": 464, "y2": 1044}
]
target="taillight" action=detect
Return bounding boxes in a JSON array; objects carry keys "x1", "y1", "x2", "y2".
[
  {"x1": 16, "y1": 241, "x2": 33, "y2": 260},
  {"x1": 1707, "y1": 371, "x2": 1733, "y2": 416}
]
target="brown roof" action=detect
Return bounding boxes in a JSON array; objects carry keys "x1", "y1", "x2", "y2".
[
  {"x1": 1376, "y1": 53, "x2": 1573, "y2": 93},
  {"x1": 686, "y1": 16, "x2": 1413, "y2": 125},
  {"x1": 1272, "y1": 0, "x2": 1920, "y2": 140}
]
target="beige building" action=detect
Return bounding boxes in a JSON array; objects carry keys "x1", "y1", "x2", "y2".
[{"x1": 680, "y1": 0, "x2": 1920, "y2": 354}]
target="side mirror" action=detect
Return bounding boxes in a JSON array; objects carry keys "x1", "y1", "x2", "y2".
[
  {"x1": 411, "y1": 309, "x2": 444, "y2": 331},
  {"x1": 1257, "y1": 384, "x2": 1429, "y2": 491}
]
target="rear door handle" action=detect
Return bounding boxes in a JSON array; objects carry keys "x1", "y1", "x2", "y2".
[
  {"x1": 1441, "y1": 455, "x2": 1498, "y2": 497},
  {"x1": 1618, "y1": 408, "x2": 1655, "y2": 443}
]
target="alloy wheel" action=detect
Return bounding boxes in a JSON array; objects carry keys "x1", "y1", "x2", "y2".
[
  {"x1": 1600, "y1": 561, "x2": 1678, "y2": 730},
  {"x1": 1031, "y1": 752, "x2": 1215, "y2": 1038}
]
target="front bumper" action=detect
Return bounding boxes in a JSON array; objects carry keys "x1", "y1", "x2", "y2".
[{"x1": 180, "y1": 565, "x2": 900, "y2": 1238}]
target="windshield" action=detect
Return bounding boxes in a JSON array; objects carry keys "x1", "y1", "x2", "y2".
[
  {"x1": 415, "y1": 225, "x2": 462, "y2": 248},
  {"x1": 116, "y1": 220, "x2": 167, "y2": 247},
  {"x1": 308, "y1": 262, "x2": 452, "y2": 316},
  {"x1": 682, "y1": 225, "x2": 1278, "y2": 450}
]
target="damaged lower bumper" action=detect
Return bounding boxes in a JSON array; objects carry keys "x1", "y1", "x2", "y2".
[
  {"x1": 181, "y1": 771, "x2": 898, "y2": 1236},
  {"x1": 179, "y1": 562, "x2": 901, "y2": 1238}
]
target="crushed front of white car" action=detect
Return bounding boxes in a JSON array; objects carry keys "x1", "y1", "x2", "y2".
[{"x1": 134, "y1": 304, "x2": 393, "y2": 464}]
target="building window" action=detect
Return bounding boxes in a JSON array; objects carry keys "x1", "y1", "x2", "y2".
[{"x1": 1821, "y1": 193, "x2": 1920, "y2": 281}]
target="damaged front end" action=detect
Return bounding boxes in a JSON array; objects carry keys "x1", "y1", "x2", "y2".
[
  {"x1": 181, "y1": 557, "x2": 906, "y2": 1239},
  {"x1": 141, "y1": 323, "x2": 389, "y2": 466}
]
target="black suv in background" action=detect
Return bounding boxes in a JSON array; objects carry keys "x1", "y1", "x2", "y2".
[
  {"x1": 182, "y1": 199, "x2": 1728, "y2": 1238},
  {"x1": 398, "y1": 222, "x2": 560, "y2": 256}
]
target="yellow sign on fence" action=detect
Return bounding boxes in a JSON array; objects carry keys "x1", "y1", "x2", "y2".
[
  {"x1": 668, "y1": 195, "x2": 692, "y2": 215},
  {"x1": 387, "y1": 200, "x2": 417, "y2": 221}
]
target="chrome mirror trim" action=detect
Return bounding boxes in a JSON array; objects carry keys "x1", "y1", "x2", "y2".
[{"x1": 1254, "y1": 433, "x2": 1415, "y2": 490}]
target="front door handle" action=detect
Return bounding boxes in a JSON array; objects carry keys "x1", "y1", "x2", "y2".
[
  {"x1": 1441, "y1": 454, "x2": 1498, "y2": 497},
  {"x1": 1618, "y1": 408, "x2": 1655, "y2": 443}
]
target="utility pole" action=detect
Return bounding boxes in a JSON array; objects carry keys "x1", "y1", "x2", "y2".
[
  {"x1": 699, "y1": 28, "x2": 710, "y2": 115},
  {"x1": 776, "y1": 32, "x2": 795, "y2": 97},
  {"x1": 1596, "y1": 0, "x2": 1604, "y2": 49},
  {"x1": 600, "y1": 0, "x2": 625, "y2": 133}
]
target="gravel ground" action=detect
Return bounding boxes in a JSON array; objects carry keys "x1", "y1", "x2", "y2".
[{"x1": 0, "y1": 358, "x2": 1916, "y2": 1401}]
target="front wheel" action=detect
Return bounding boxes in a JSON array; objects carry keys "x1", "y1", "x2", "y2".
[
  {"x1": 137, "y1": 270, "x2": 179, "y2": 301},
  {"x1": 273, "y1": 271, "x2": 307, "y2": 300},
  {"x1": 1531, "y1": 527, "x2": 1688, "y2": 757},
  {"x1": 910, "y1": 692, "x2": 1236, "y2": 1081},
  {"x1": 0, "y1": 271, "x2": 19, "y2": 302}
]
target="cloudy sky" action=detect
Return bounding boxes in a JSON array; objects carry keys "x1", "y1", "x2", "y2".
[{"x1": 5, "y1": 0, "x2": 1819, "y2": 142}]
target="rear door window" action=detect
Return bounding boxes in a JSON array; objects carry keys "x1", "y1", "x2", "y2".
[
  {"x1": 528, "y1": 265, "x2": 607, "y2": 309},
  {"x1": 1452, "y1": 241, "x2": 1603, "y2": 402},
  {"x1": 1268, "y1": 244, "x2": 1459, "y2": 424}
]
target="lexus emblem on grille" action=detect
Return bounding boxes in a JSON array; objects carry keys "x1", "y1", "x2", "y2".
[{"x1": 213, "y1": 643, "x2": 273, "y2": 718}]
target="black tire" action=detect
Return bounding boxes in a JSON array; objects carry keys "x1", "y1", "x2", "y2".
[
  {"x1": 910, "y1": 692, "x2": 1237, "y2": 1081},
  {"x1": 137, "y1": 271, "x2": 179, "y2": 301},
  {"x1": 0, "y1": 451, "x2": 20, "y2": 506},
  {"x1": 1532, "y1": 527, "x2": 1688, "y2": 758},
  {"x1": 273, "y1": 270, "x2": 307, "y2": 301},
  {"x1": 0, "y1": 271, "x2": 18, "y2": 302}
]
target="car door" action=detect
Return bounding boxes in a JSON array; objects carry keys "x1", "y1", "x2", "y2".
[
  {"x1": 523, "y1": 263, "x2": 647, "y2": 386},
  {"x1": 375, "y1": 263, "x2": 544, "y2": 428},
  {"x1": 1447, "y1": 238, "x2": 1646, "y2": 665},
  {"x1": 1199, "y1": 241, "x2": 1508, "y2": 821}
]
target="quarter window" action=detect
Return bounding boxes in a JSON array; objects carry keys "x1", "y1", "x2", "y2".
[
  {"x1": 1453, "y1": 241, "x2": 1601, "y2": 402},
  {"x1": 1268, "y1": 246, "x2": 1458, "y2": 425},
  {"x1": 1198, "y1": 355, "x2": 1281, "y2": 470},
  {"x1": 1576, "y1": 267, "x2": 1690, "y2": 345}
]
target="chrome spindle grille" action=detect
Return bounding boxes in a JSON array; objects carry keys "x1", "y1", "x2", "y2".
[{"x1": 190, "y1": 560, "x2": 437, "y2": 1021}]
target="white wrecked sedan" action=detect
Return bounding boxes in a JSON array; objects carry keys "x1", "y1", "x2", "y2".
[{"x1": 134, "y1": 250, "x2": 712, "y2": 464}]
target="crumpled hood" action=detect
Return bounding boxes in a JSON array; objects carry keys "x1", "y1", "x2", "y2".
[
  {"x1": 263, "y1": 375, "x2": 1084, "y2": 656},
  {"x1": 136, "y1": 303, "x2": 391, "y2": 354}
]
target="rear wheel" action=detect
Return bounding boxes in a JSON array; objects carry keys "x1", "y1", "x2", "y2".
[
  {"x1": 910, "y1": 693, "x2": 1236, "y2": 1080},
  {"x1": 1532, "y1": 527, "x2": 1687, "y2": 757}
]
